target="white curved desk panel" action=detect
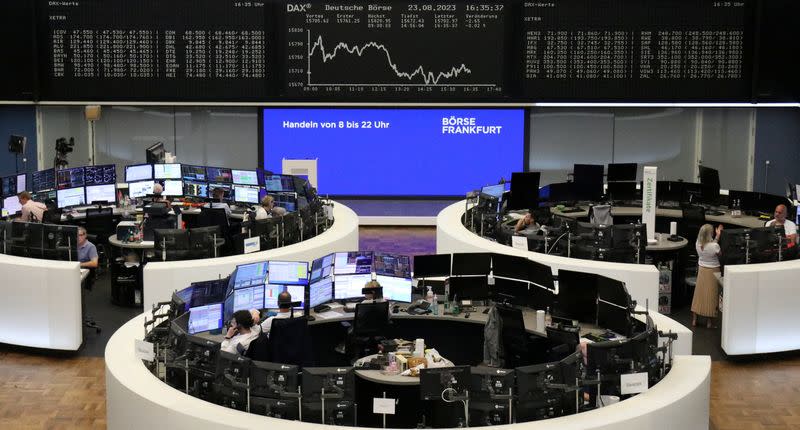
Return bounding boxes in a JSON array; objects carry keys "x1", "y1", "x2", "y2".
[
  {"x1": 142, "y1": 202, "x2": 359, "y2": 310},
  {"x1": 722, "y1": 259, "x2": 800, "y2": 355},
  {"x1": 106, "y1": 312, "x2": 707, "y2": 430},
  {"x1": 0, "y1": 254, "x2": 82, "y2": 350},
  {"x1": 437, "y1": 201, "x2": 660, "y2": 312}
]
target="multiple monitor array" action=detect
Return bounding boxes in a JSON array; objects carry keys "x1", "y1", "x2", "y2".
[
  {"x1": 0, "y1": 221, "x2": 78, "y2": 261},
  {"x1": 414, "y1": 253, "x2": 636, "y2": 337}
]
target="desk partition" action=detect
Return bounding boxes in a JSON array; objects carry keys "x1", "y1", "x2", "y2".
[
  {"x1": 142, "y1": 202, "x2": 358, "y2": 310},
  {"x1": 0, "y1": 253, "x2": 82, "y2": 350}
]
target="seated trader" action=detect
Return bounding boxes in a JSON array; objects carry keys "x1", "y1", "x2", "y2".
[
  {"x1": 204, "y1": 187, "x2": 232, "y2": 217},
  {"x1": 766, "y1": 204, "x2": 797, "y2": 247},
  {"x1": 221, "y1": 310, "x2": 260, "y2": 355},
  {"x1": 77, "y1": 227, "x2": 99, "y2": 269},
  {"x1": 363, "y1": 280, "x2": 386, "y2": 303},
  {"x1": 151, "y1": 183, "x2": 172, "y2": 208},
  {"x1": 17, "y1": 191, "x2": 47, "y2": 222},
  {"x1": 260, "y1": 291, "x2": 294, "y2": 336},
  {"x1": 514, "y1": 211, "x2": 540, "y2": 235},
  {"x1": 254, "y1": 195, "x2": 275, "y2": 220}
]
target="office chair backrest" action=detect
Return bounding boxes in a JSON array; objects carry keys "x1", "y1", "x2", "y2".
[
  {"x1": 41, "y1": 209, "x2": 62, "y2": 224},
  {"x1": 85, "y1": 208, "x2": 115, "y2": 235},
  {"x1": 199, "y1": 207, "x2": 229, "y2": 229},
  {"x1": 282, "y1": 212, "x2": 300, "y2": 244},
  {"x1": 353, "y1": 301, "x2": 390, "y2": 337},
  {"x1": 589, "y1": 204, "x2": 613, "y2": 226},
  {"x1": 267, "y1": 317, "x2": 313, "y2": 367},
  {"x1": 245, "y1": 332, "x2": 271, "y2": 362},
  {"x1": 86, "y1": 207, "x2": 113, "y2": 218}
]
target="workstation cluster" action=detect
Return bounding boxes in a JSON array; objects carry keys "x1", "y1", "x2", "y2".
[
  {"x1": 467, "y1": 163, "x2": 796, "y2": 266},
  {"x1": 138, "y1": 250, "x2": 677, "y2": 428}
]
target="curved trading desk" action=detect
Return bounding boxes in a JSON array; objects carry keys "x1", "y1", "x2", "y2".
[
  {"x1": 437, "y1": 201, "x2": 662, "y2": 312},
  {"x1": 142, "y1": 202, "x2": 359, "y2": 310},
  {"x1": 722, "y1": 259, "x2": 800, "y2": 355},
  {"x1": 0, "y1": 253, "x2": 82, "y2": 350},
  {"x1": 106, "y1": 309, "x2": 702, "y2": 430},
  {"x1": 548, "y1": 206, "x2": 766, "y2": 229}
]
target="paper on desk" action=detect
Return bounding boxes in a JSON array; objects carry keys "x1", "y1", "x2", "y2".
[{"x1": 315, "y1": 311, "x2": 343, "y2": 320}]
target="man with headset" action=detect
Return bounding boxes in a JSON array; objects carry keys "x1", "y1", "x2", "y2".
[{"x1": 260, "y1": 291, "x2": 294, "y2": 337}]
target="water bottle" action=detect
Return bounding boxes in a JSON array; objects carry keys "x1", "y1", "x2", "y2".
[
  {"x1": 426, "y1": 286, "x2": 434, "y2": 302},
  {"x1": 432, "y1": 294, "x2": 439, "y2": 315},
  {"x1": 545, "y1": 306, "x2": 552, "y2": 327}
]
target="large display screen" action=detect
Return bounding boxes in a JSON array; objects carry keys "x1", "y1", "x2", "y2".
[{"x1": 262, "y1": 108, "x2": 525, "y2": 196}]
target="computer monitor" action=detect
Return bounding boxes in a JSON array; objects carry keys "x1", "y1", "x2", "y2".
[
  {"x1": 509, "y1": 172, "x2": 541, "y2": 211},
  {"x1": 183, "y1": 180, "x2": 208, "y2": 198},
  {"x1": 420, "y1": 366, "x2": 471, "y2": 401},
  {"x1": 208, "y1": 183, "x2": 233, "y2": 201},
  {"x1": 85, "y1": 184, "x2": 117, "y2": 204},
  {"x1": 232, "y1": 285, "x2": 265, "y2": 313},
  {"x1": 206, "y1": 167, "x2": 233, "y2": 183},
  {"x1": 448, "y1": 276, "x2": 489, "y2": 301},
  {"x1": 154, "y1": 163, "x2": 182, "y2": 180},
  {"x1": 301, "y1": 367, "x2": 354, "y2": 401},
  {"x1": 698, "y1": 166, "x2": 721, "y2": 204},
  {"x1": 264, "y1": 284, "x2": 305, "y2": 310},
  {"x1": 265, "y1": 192, "x2": 297, "y2": 212},
  {"x1": 153, "y1": 229, "x2": 190, "y2": 250},
  {"x1": 308, "y1": 276, "x2": 334, "y2": 309},
  {"x1": 188, "y1": 302, "x2": 223, "y2": 335},
  {"x1": 232, "y1": 169, "x2": 259, "y2": 186},
  {"x1": 452, "y1": 253, "x2": 491, "y2": 276},
  {"x1": 527, "y1": 260, "x2": 555, "y2": 291},
  {"x1": 572, "y1": 164, "x2": 604, "y2": 201},
  {"x1": 2, "y1": 196, "x2": 22, "y2": 215},
  {"x1": 56, "y1": 187, "x2": 86, "y2": 208},
  {"x1": 606, "y1": 163, "x2": 638, "y2": 182},
  {"x1": 515, "y1": 361, "x2": 566, "y2": 421},
  {"x1": 233, "y1": 185, "x2": 260, "y2": 204},
  {"x1": 252, "y1": 361, "x2": 301, "y2": 398},
  {"x1": 128, "y1": 180, "x2": 155, "y2": 199},
  {"x1": 375, "y1": 275, "x2": 412, "y2": 303},
  {"x1": 606, "y1": 182, "x2": 640, "y2": 202},
  {"x1": 146, "y1": 142, "x2": 166, "y2": 164},
  {"x1": 597, "y1": 301, "x2": 631, "y2": 337},
  {"x1": 596, "y1": 275, "x2": 630, "y2": 308},
  {"x1": 539, "y1": 182, "x2": 576, "y2": 204},
  {"x1": 125, "y1": 164, "x2": 152, "y2": 183},
  {"x1": 15, "y1": 173, "x2": 26, "y2": 193},
  {"x1": 333, "y1": 251, "x2": 373, "y2": 275},
  {"x1": 491, "y1": 254, "x2": 528, "y2": 282},
  {"x1": 310, "y1": 253, "x2": 335, "y2": 283},
  {"x1": 413, "y1": 254, "x2": 451, "y2": 278},
  {"x1": 32, "y1": 169, "x2": 56, "y2": 192},
  {"x1": 481, "y1": 183, "x2": 506, "y2": 199},
  {"x1": 56, "y1": 167, "x2": 85, "y2": 190},
  {"x1": 187, "y1": 279, "x2": 229, "y2": 308},
  {"x1": 231, "y1": 261, "x2": 269, "y2": 289},
  {"x1": 84, "y1": 164, "x2": 116, "y2": 186},
  {"x1": 182, "y1": 164, "x2": 207, "y2": 181},
  {"x1": 334, "y1": 273, "x2": 372, "y2": 300},
  {"x1": 373, "y1": 252, "x2": 411, "y2": 278},
  {"x1": 717, "y1": 228, "x2": 750, "y2": 266},
  {"x1": 263, "y1": 174, "x2": 296, "y2": 193},
  {"x1": 161, "y1": 179, "x2": 183, "y2": 196},
  {"x1": 268, "y1": 260, "x2": 309, "y2": 285},
  {"x1": 552, "y1": 269, "x2": 597, "y2": 324}
]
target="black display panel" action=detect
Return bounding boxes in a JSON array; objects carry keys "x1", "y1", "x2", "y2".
[
  {"x1": 37, "y1": 0, "x2": 271, "y2": 101},
  {"x1": 282, "y1": 0, "x2": 507, "y2": 101},
  {"x1": 0, "y1": 1, "x2": 36, "y2": 100},
  {"x1": 521, "y1": 0, "x2": 755, "y2": 101}
]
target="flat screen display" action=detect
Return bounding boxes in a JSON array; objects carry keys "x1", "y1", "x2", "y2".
[
  {"x1": 0, "y1": 176, "x2": 16, "y2": 198},
  {"x1": 262, "y1": 175, "x2": 295, "y2": 193},
  {"x1": 128, "y1": 180, "x2": 155, "y2": 198},
  {"x1": 206, "y1": 167, "x2": 233, "y2": 183},
  {"x1": 85, "y1": 184, "x2": 116, "y2": 203},
  {"x1": 232, "y1": 285, "x2": 265, "y2": 312},
  {"x1": 181, "y1": 165, "x2": 207, "y2": 181},
  {"x1": 162, "y1": 180, "x2": 183, "y2": 196},
  {"x1": 268, "y1": 261, "x2": 309, "y2": 286},
  {"x1": 125, "y1": 164, "x2": 153, "y2": 182},
  {"x1": 183, "y1": 181, "x2": 208, "y2": 198},
  {"x1": 32, "y1": 169, "x2": 56, "y2": 192},
  {"x1": 334, "y1": 251, "x2": 373, "y2": 275},
  {"x1": 16, "y1": 174, "x2": 26, "y2": 193},
  {"x1": 373, "y1": 252, "x2": 411, "y2": 278},
  {"x1": 376, "y1": 275, "x2": 412, "y2": 303},
  {"x1": 3, "y1": 196, "x2": 22, "y2": 214},
  {"x1": 188, "y1": 303, "x2": 223, "y2": 335},
  {"x1": 56, "y1": 167, "x2": 85, "y2": 190},
  {"x1": 262, "y1": 108, "x2": 525, "y2": 196},
  {"x1": 233, "y1": 186, "x2": 260, "y2": 204},
  {"x1": 264, "y1": 284, "x2": 305, "y2": 310},
  {"x1": 57, "y1": 187, "x2": 86, "y2": 208},
  {"x1": 154, "y1": 163, "x2": 182, "y2": 180},
  {"x1": 232, "y1": 261, "x2": 269, "y2": 289},
  {"x1": 232, "y1": 169, "x2": 259, "y2": 185},
  {"x1": 334, "y1": 273, "x2": 372, "y2": 300},
  {"x1": 309, "y1": 277, "x2": 334, "y2": 308},
  {"x1": 84, "y1": 164, "x2": 117, "y2": 185}
]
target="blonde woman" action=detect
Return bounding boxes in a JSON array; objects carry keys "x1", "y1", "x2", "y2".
[{"x1": 691, "y1": 223, "x2": 723, "y2": 328}]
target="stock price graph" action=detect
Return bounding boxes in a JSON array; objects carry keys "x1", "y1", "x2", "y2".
[{"x1": 284, "y1": 1, "x2": 506, "y2": 100}]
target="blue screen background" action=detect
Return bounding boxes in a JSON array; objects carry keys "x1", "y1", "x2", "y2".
[{"x1": 262, "y1": 108, "x2": 525, "y2": 196}]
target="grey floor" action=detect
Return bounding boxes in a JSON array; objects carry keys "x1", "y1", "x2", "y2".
[{"x1": 336, "y1": 199, "x2": 459, "y2": 217}]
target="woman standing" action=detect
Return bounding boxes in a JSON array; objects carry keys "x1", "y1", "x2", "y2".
[{"x1": 691, "y1": 223, "x2": 723, "y2": 328}]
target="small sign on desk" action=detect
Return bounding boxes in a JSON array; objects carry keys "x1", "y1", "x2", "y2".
[
  {"x1": 511, "y1": 235, "x2": 528, "y2": 251},
  {"x1": 135, "y1": 339, "x2": 155, "y2": 362},
  {"x1": 243, "y1": 236, "x2": 260, "y2": 254},
  {"x1": 373, "y1": 397, "x2": 396, "y2": 415},
  {"x1": 620, "y1": 372, "x2": 649, "y2": 395}
]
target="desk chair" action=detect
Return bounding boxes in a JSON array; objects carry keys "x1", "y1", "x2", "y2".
[
  {"x1": 198, "y1": 207, "x2": 232, "y2": 255},
  {"x1": 82, "y1": 268, "x2": 101, "y2": 333},
  {"x1": 589, "y1": 204, "x2": 613, "y2": 226},
  {"x1": 281, "y1": 212, "x2": 301, "y2": 246},
  {"x1": 85, "y1": 208, "x2": 115, "y2": 271},
  {"x1": 41, "y1": 209, "x2": 62, "y2": 224},
  {"x1": 545, "y1": 325, "x2": 580, "y2": 361},
  {"x1": 267, "y1": 317, "x2": 314, "y2": 367},
  {"x1": 495, "y1": 304, "x2": 532, "y2": 368},
  {"x1": 347, "y1": 301, "x2": 390, "y2": 362}
]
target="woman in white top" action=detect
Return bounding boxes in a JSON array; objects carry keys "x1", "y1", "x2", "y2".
[{"x1": 691, "y1": 223, "x2": 723, "y2": 328}]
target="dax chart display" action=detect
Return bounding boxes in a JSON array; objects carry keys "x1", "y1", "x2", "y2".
[{"x1": 282, "y1": 1, "x2": 508, "y2": 100}]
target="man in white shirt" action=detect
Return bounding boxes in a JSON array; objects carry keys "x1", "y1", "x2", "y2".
[
  {"x1": 765, "y1": 204, "x2": 797, "y2": 247},
  {"x1": 17, "y1": 192, "x2": 47, "y2": 222},
  {"x1": 260, "y1": 291, "x2": 293, "y2": 336},
  {"x1": 221, "y1": 310, "x2": 260, "y2": 355}
]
